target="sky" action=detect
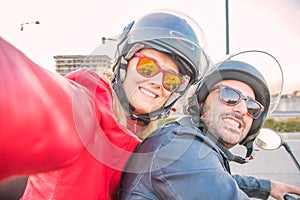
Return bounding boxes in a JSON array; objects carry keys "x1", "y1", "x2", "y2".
[{"x1": 1, "y1": 0, "x2": 300, "y2": 94}]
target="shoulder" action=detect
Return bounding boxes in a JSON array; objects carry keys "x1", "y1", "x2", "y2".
[
  {"x1": 65, "y1": 68, "x2": 110, "y2": 89},
  {"x1": 64, "y1": 68, "x2": 113, "y2": 107}
]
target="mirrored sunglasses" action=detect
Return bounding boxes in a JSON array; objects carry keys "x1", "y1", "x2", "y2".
[
  {"x1": 134, "y1": 53, "x2": 184, "y2": 92},
  {"x1": 211, "y1": 84, "x2": 264, "y2": 119}
]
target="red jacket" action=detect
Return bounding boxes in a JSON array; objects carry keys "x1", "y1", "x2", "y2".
[{"x1": 0, "y1": 37, "x2": 141, "y2": 199}]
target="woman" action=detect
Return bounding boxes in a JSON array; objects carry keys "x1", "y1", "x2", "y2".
[{"x1": 0, "y1": 10, "x2": 210, "y2": 199}]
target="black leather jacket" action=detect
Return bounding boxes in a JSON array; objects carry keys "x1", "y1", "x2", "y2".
[{"x1": 119, "y1": 116, "x2": 270, "y2": 200}]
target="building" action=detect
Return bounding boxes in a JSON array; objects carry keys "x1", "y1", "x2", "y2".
[{"x1": 54, "y1": 55, "x2": 112, "y2": 76}]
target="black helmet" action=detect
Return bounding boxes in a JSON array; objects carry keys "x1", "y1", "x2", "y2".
[
  {"x1": 112, "y1": 9, "x2": 211, "y2": 122},
  {"x1": 185, "y1": 50, "x2": 283, "y2": 161}
]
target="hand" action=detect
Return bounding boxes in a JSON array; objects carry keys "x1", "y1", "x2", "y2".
[{"x1": 270, "y1": 180, "x2": 300, "y2": 200}]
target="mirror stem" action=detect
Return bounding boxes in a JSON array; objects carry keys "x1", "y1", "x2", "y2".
[{"x1": 282, "y1": 142, "x2": 300, "y2": 172}]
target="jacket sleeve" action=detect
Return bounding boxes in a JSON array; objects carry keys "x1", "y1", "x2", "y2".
[
  {"x1": 232, "y1": 174, "x2": 271, "y2": 199},
  {"x1": 0, "y1": 37, "x2": 95, "y2": 181}
]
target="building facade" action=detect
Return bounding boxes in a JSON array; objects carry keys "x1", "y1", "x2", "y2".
[{"x1": 54, "y1": 55, "x2": 112, "y2": 76}]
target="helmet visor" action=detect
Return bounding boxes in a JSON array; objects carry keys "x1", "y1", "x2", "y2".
[
  {"x1": 123, "y1": 10, "x2": 212, "y2": 82},
  {"x1": 223, "y1": 50, "x2": 284, "y2": 114}
]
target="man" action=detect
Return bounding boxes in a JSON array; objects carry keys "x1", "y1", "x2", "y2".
[{"x1": 119, "y1": 50, "x2": 300, "y2": 200}]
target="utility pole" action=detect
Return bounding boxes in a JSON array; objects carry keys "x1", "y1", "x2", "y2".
[{"x1": 225, "y1": 0, "x2": 230, "y2": 55}]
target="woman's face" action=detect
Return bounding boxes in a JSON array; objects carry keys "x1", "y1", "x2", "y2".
[{"x1": 123, "y1": 49, "x2": 180, "y2": 114}]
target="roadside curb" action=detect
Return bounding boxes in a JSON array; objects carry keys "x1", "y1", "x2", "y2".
[{"x1": 279, "y1": 132, "x2": 300, "y2": 139}]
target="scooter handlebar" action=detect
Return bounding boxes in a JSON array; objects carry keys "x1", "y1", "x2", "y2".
[{"x1": 284, "y1": 194, "x2": 299, "y2": 200}]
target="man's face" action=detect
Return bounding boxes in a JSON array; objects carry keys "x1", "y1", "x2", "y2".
[{"x1": 200, "y1": 80, "x2": 255, "y2": 148}]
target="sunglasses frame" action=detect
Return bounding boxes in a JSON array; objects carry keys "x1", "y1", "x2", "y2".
[
  {"x1": 211, "y1": 84, "x2": 264, "y2": 119},
  {"x1": 134, "y1": 52, "x2": 185, "y2": 92}
]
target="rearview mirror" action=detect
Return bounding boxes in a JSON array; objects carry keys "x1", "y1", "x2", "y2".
[
  {"x1": 255, "y1": 128, "x2": 283, "y2": 150},
  {"x1": 255, "y1": 128, "x2": 300, "y2": 172}
]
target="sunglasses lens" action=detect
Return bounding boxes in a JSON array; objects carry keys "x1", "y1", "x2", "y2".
[
  {"x1": 136, "y1": 56, "x2": 183, "y2": 92},
  {"x1": 137, "y1": 57, "x2": 159, "y2": 77},
  {"x1": 220, "y1": 87, "x2": 240, "y2": 105},
  {"x1": 220, "y1": 86, "x2": 263, "y2": 119},
  {"x1": 246, "y1": 99, "x2": 262, "y2": 119},
  {"x1": 163, "y1": 73, "x2": 181, "y2": 91}
]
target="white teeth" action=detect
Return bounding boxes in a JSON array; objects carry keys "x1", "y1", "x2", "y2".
[
  {"x1": 223, "y1": 118, "x2": 239, "y2": 128},
  {"x1": 140, "y1": 88, "x2": 156, "y2": 98}
]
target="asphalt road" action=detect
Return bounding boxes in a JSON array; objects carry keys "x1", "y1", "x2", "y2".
[{"x1": 231, "y1": 139, "x2": 300, "y2": 200}]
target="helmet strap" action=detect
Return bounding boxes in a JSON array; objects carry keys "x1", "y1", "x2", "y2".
[
  {"x1": 130, "y1": 107, "x2": 171, "y2": 123},
  {"x1": 112, "y1": 71, "x2": 134, "y2": 113},
  {"x1": 119, "y1": 57, "x2": 127, "y2": 81},
  {"x1": 184, "y1": 95, "x2": 201, "y2": 126},
  {"x1": 216, "y1": 140, "x2": 250, "y2": 164},
  {"x1": 244, "y1": 140, "x2": 255, "y2": 158},
  {"x1": 206, "y1": 133, "x2": 250, "y2": 165}
]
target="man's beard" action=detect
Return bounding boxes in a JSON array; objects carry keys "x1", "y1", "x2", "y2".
[{"x1": 201, "y1": 104, "x2": 246, "y2": 148}]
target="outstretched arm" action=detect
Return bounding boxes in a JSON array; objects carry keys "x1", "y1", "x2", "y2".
[{"x1": 0, "y1": 37, "x2": 91, "y2": 181}]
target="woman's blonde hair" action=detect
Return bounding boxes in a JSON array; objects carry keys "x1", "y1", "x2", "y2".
[{"x1": 100, "y1": 67, "x2": 159, "y2": 140}]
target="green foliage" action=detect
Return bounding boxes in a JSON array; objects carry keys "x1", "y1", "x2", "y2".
[
  {"x1": 263, "y1": 117, "x2": 300, "y2": 132},
  {"x1": 159, "y1": 116, "x2": 300, "y2": 133}
]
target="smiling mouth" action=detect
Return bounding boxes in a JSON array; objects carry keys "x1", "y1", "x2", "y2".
[
  {"x1": 139, "y1": 87, "x2": 157, "y2": 98},
  {"x1": 223, "y1": 117, "x2": 241, "y2": 129}
]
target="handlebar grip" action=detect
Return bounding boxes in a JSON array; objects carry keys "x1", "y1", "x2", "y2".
[{"x1": 284, "y1": 194, "x2": 298, "y2": 200}]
